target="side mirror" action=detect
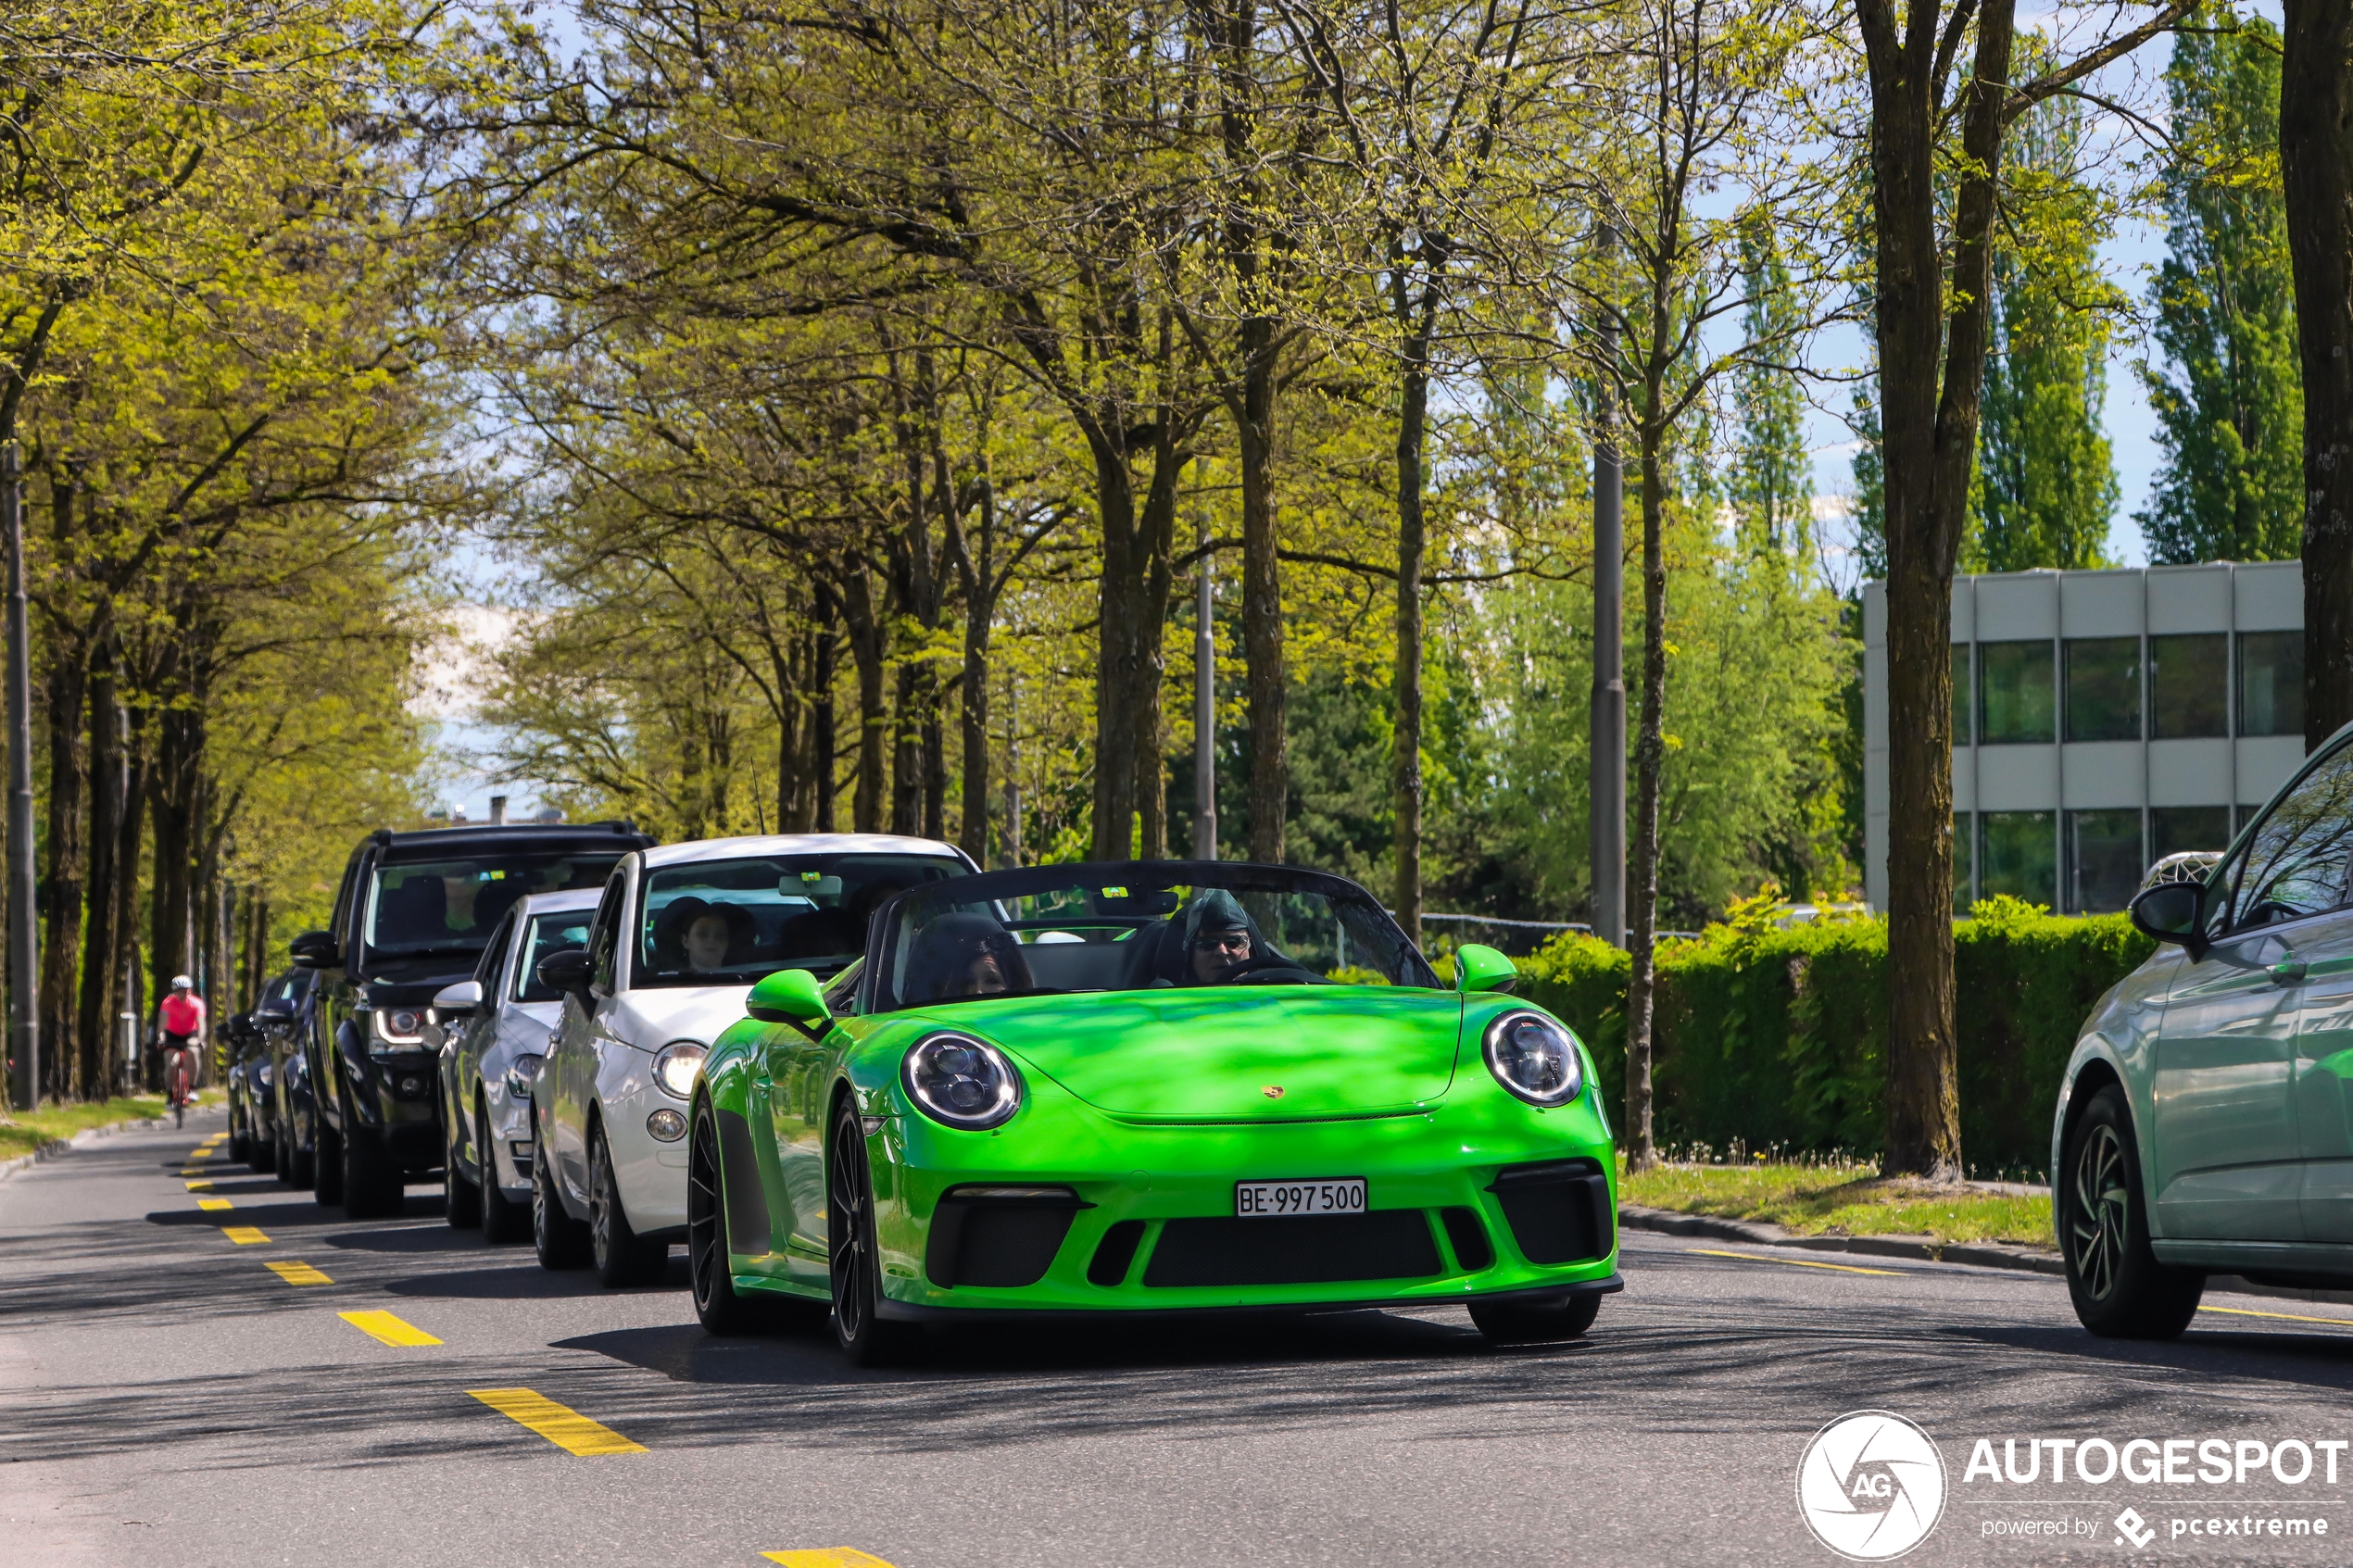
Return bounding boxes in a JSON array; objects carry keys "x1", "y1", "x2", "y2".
[
  {"x1": 1454, "y1": 943, "x2": 1518, "y2": 995},
  {"x1": 2130, "y1": 881, "x2": 2208, "y2": 956},
  {"x1": 432, "y1": 979, "x2": 484, "y2": 1016},
  {"x1": 748, "y1": 968, "x2": 832, "y2": 1029},
  {"x1": 288, "y1": 930, "x2": 340, "y2": 970},
  {"x1": 536, "y1": 947, "x2": 595, "y2": 1001}
]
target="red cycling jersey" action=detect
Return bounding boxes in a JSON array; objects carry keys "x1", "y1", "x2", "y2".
[{"x1": 160, "y1": 993, "x2": 206, "y2": 1037}]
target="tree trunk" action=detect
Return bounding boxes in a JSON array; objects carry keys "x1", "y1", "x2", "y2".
[
  {"x1": 1132, "y1": 425, "x2": 1185, "y2": 860},
  {"x1": 148, "y1": 708, "x2": 200, "y2": 1017},
  {"x1": 840, "y1": 567, "x2": 887, "y2": 833},
  {"x1": 1089, "y1": 441, "x2": 1141, "y2": 860},
  {"x1": 960, "y1": 565, "x2": 993, "y2": 866},
  {"x1": 76, "y1": 639, "x2": 119, "y2": 1100},
  {"x1": 922, "y1": 708, "x2": 946, "y2": 842},
  {"x1": 2283, "y1": 0, "x2": 2353, "y2": 746},
  {"x1": 119, "y1": 736, "x2": 148, "y2": 1091},
  {"x1": 1239, "y1": 348, "x2": 1285, "y2": 863},
  {"x1": 38, "y1": 652, "x2": 84, "y2": 1103},
  {"x1": 1622, "y1": 415, "x2": 1670, "y2": 1171},
  {"x1": 1393, "y1": 357, "x2": 1428, "y2": 943},
  {"x1": 890, "y1": 661, "x2": 922, "y2": 835},
  {"x1": 1859, "y1": 0, "x2": 2018, "y2": 1180},
  {"x1": 812, "y1": 618, "x2": 838, "y2": 832}
]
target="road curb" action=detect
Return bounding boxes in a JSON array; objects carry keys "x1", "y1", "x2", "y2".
[
  {"x1": 0, "y1": 1113, "x2": 173, "y2": 1183},
  {"x1": 1619, "y1": 1203, "x2": 2066, "y2": 1276}
]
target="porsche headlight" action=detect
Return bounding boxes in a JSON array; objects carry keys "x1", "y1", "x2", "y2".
[
  {"x1": 371, "y1": 1008, "x2": 426, "y2": 1049},
  {"x1": 1483, "y1": 1010, "x2": 1585, "y2": 1107},
  {"x1": 651, "y1": 1041, "x2": 706, "y2": 1100},
  {"x1": 505, "y1": 1052, "x2": 545, "y2": 1099},
  {"x1": 902, "y1": 1033, "x2": 1021, "y2": 1131}
]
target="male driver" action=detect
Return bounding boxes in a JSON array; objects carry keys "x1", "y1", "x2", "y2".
[
  {"x1": 1183, "y1": 889, "x2": 1259, "y2": 984},
  {"x1": 157, "y1": 975, "x2": 207, "y2": 1099}
]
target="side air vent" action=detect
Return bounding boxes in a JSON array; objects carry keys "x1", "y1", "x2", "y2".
[
  {"x1": 926, "y1": 1186, "x2": 1084, "y2": 1288},
  {"x1": 1488, "y1": 1159, "x2": 1613, "y2": 1265}
]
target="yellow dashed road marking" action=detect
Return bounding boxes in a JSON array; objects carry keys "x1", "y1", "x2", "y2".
[
  {"x1": 2201, "y1": 1304, "x2": 2353, "y2": 1329},
  {"x1": 185, "y1": 1180, "x2": 213, "y2": 1191},
  {"x1": 265, "y1": 1261, "x2": 333, "y2": 1286},
  {"x1": 340, "y1": 1311, "x2": 442, "y2": 1347},
  {"x1": 196, "y1": 1198, "x2": 232, "y2": 1211},
  {"x1": 1689, "y1": 1248, "x2": 1903, "y2": 1277},
  {"x1": 221, "y1": 1226, "x2": 269, "y2": 1245},
  {"x1": 764, "y1": 1551, "x2": 899, "y2": 1567},
  {"x1": 467, "y1": 1388, "x2": 647, "y2": 1455}
]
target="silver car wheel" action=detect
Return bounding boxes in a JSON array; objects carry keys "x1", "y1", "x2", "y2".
[{"x1": 2070, "y1": 1122, "x2": 2128, "y2": 1302}]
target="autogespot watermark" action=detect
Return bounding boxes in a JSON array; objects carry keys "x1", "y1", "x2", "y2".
[{"x1": 1799, "y1": 1412, "x2": 2344, "y2": 1558}]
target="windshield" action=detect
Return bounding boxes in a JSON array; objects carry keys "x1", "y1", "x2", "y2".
[
  {"x1": 516, "y1": 909, "x2": 595, "y2": 1003},
  {"x1": 366, "y1": 853, "x2": 622, "y2": 962},
  {"x1": 867, "y1": 862, "x2": 1437, "y2": 1010},
  {"x1": 635, "y1": 852, "x2": 968, "y2": 987}
]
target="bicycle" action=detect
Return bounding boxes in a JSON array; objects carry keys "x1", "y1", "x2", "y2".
[{"x1": 162, "y1": 1042, "x2": 197, "y2": 1128}]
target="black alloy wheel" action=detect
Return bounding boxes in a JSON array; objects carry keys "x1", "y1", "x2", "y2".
[
  {"x1": 444, "y1": 1093, "x2": 483, "y2": 1230},
  {"x1": 248, "y1": 1114, "x2": 276, "y2": 1174},
  {"x1": 532, "y1": 1114, "x2": 591, "y2": 1270},
  {"x1": 2062, "y1": 1082, "x2": 2202, "y2": 1339},
  {"x1": 689, "y1": 1098, "x2": 761, "y2": 1333},
  {"x1": 229, "y1": 1098, "x2": 249, "y2": 1163},
  {"x1": 313, "y1": 1093, "x2": 346, "y2": 1206},
  {"x1": 828, "y1": 1097, "x2": 912, "y2": 1366},
  {"x1": 587, "y1": 1122, "x2": 668, "y2": 1287},
  {"x1": 287, "y1": 1103, "x2": 317, "y2": 1190},
  {"x1": 1468, "y1": 1292, "x2": 1603, "y2": 1345},
  {"x1": 479, "y1": 1091, "x2": 530, "y2": 1245},
  {"x1": 274, "y1": 1116, "x2": 296, "y2": 1188}
]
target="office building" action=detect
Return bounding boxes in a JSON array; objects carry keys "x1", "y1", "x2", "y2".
[{"x1": 1863, "y1": 562, "x2": 2307, "y2": 914}]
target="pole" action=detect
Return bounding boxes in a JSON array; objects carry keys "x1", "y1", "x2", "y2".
[
  {"x1": 5, "y1": 439, "x2": 37, "y2": 1110},
  {"x1": 1193, "y1": 461, "x2": 1217, "y2": 860},
  {"x1": 1588, "y1": 228, "x2": 1627, "y2": 949}
]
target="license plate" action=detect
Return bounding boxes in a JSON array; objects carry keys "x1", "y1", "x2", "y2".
[{"x1": 1234, "y1": 1178, "x2": 1367, "y2": 1218}]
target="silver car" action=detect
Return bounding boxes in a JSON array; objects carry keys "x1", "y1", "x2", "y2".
[
  {"x1": 430, "y1": 890, "x2": 600, "y2": 1243},
  {"x1": 533, "y1": 834, "x2": 975, "y2": 1286},
  {"x1": 2056, "y1": 720, "x2": 2353, "y2": 1337}
]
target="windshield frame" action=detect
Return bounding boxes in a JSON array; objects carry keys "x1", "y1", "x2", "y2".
[
  {"x1": 859, "y1": 859, "x2": 1440, "y2": 1012},
  {"x1": 360, "y1": 850, "x2": 625, "y2": 970},
  {"x1": 628, "y1": 849, "x2": 972, "y2": 991}
]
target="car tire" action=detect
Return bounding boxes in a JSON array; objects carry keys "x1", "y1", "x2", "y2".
[
  {"x1": 248, "y1": 1122, "x2": 277, "y2": 1175},
  {"x1": 689, "y1": 1097, "x2": 767, "y2": 1334},
  {"x1": 829, "y1": 1097, "x2": 914, "y2": 1367},
  {"x1": 444, "y1": 1099, "x2": 483, "y2": 1230},
  {"x1": 314, "y1": 1103, "x2": 346, "y2": 1207},
  {"x1": 287, "y1": 1108, "x2": 317, "y2": 1190},
  {"x1": 2063, "y1": 1082, "x2": 2203, "y2": 1339},
  {"x1": 274, "y1": 1116, "x2": 297, "y2": 1187},
  {"x1": 1468, "y1": 1292, "x2": 1603, "y2": 1345},
  {"x1": 533, "y1": 1120, "x2": 591, "y2": 1270},
  {"x1": 588, "y1": 1122, "x2": 668, "y2": 1287},
  {"x1": 480, "y1": 1092, "x2": 531, "y2": 1245},
  {"x1": 341, "y1": 1094, "x2": 405, "y2": 1220},
  {"x1": 229, "y1": 1112, "x2": 250, "y2": 1165}
]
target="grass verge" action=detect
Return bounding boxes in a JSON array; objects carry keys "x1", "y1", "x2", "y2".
[
  {"x1": 0, "y1": 1092, "x2": 208, "y2": 1163},
  {"x1": 1619, "y1": 1159, "x2": 2055, "y2": 1248}
]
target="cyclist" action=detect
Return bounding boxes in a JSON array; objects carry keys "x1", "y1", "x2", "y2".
[{"x1": 156, "y1": 976, "x2": 206, "y2": 1127}]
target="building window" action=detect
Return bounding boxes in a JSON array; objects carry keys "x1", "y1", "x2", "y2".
[
  {"x1": 1978, "y1": 641, "x2": 2054, "y2": 744},
  {"x1": 1953, "y1": 811, "x2": 1974, "y2": 914},
  {"x1": 1979, "y1": 811, "x2": 2057, "y2": 906},
  {"x1": 1952, "y1": 643, "x2": 1971, "y2": 746},
  {"x1": 2067, "y1": 809, "x2": 2144, "y2": 913},
  {"x1": 2150, "y1": 806, "x2": 2232, "y2": 864},
  {"x1": 2239, "y1": 631, "x2": 2304, "y2": 737},
  {"x1": 2147, "y1": 633, "x2": 2227, "y2": 738},
  {"x1": 2065, "y1": 638, "x2": 2141, "y2": 742}
]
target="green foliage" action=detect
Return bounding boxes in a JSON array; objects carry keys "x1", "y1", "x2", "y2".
[
  {"x1": 1520, "y1": 908, "x2": 2155, "y2": 1173},
  {"x1": 2139, "y1": 6, "x2": 2304, "y2": 566}
]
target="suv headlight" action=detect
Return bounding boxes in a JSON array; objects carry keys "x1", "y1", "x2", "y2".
[
  {"x1": 1482, "y1": 1010, "x2": 1585, "y2": 1107},
  {"x1": 505, "y1": 1053, "x2": 546, "y2": 1099},
  {"x1": 256, "y1": 1061, "x2": 273, "y2": 1088},
  {"x1": 651, "y1": 1041, "x2": 706, "y2": 1099},
  {"x1": 902, "y1": 1033, "x2": 1021, "y2": 1131},
  {"x1": 371, "y1": 1009, "x2": 426, "y2": 1049}
]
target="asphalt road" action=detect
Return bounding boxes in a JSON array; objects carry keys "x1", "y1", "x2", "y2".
[{"x1": 12, "y1": 1110, "x2": 2353, "y2": 1567}]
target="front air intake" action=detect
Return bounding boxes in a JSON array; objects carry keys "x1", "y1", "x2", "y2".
[
  {"x1": 1488, "y1": 1159, "x2": 1613, "y2": 1265},
  {"x1": 1141, "y1": 1210, "x2": 1442, "y2": 1287}
]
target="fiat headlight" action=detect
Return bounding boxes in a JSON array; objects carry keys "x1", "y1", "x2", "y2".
[
  {"x1": 902, "y1": 1033, "x2": 1021, "y2": 1131},
  {"x1": 1483, "y1": 1010, "x2": 1585, "y2": 1107},
  {"x1": 651, "y1": 1041, "x2": 706, "y2": 1100},
  {"x1": 505, "y1": 1052, "x2": 545, "y2": 1099}
]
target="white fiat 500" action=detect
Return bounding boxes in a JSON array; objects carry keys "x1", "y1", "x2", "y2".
[
  {"x1": 430, "y1": 889, "x2": 600, "y2": 1243},
  {"x1": 534, "y1": 834, "x2": 974, "y2": 1285}
]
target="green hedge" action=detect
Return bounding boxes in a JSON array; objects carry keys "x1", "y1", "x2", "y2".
[{"x1": 1516, "y1": 897, "x2": 2155, "y2": 1174}]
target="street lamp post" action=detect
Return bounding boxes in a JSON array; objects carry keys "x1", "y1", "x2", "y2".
[
  {"x1": 4, "y1": 440, "x2": 39, "y2": 1110},
  {"x1": 1193, "y1": 492, "x2": 1217, "y2": 861}
]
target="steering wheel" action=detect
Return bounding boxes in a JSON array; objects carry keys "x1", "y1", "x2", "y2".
[{"x1": 1218, "y1": 955, "x2": 1328, "y2": 985}]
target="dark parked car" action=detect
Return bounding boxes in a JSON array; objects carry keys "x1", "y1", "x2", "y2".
[
  {"x1": 224, "y1": 1010, "x2": 273, "y2": 1171},
  {"x1": 251, "y1": 969, "x2": 321, "y2": 1186},
  {"x1": 292, "y1": 821, "x2": 653, "y2": 1217}
]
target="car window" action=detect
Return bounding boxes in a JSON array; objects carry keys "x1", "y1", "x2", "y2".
[
  {"x1": 518, "y1": 909, "x2": 596, "y2": 1002},
  {"x1": 365, "y1": 851, "x2": 622, "y2": 963},
  {"x1": 635, "y1": 853, "x2": 966, "y2": 988},
  {"x1": 2226, "y1": 742, "x2": 2353, "y2": 933},
  {"x1": 474, "y1": 911, "x2": 515, "y2": 991},
  {"x1": 589, "y1": 872, "x2": 628, "y2": 992}
]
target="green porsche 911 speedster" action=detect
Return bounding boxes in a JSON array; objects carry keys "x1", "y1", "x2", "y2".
[{"x1": 687, "y1": 859, "x2": 1622, "y2": 1361}]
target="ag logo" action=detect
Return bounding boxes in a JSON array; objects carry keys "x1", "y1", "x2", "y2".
[{"x1": 1795, "y1": 1410, "x2": 1947, "y2": 1561}]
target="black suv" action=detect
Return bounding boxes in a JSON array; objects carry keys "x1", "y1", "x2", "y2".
[{"x1": 291, "y1": 821, "x2": 653, "y2": 1217}]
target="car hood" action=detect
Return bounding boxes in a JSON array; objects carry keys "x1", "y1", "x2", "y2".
[
  {"x1": 918, "y1": 987, "x2": 1466, "y2": 1120},
  {"x1": 609, "y1": 983, "x2": 756, "y2": 1052}
]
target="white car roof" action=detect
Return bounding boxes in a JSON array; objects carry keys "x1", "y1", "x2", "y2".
[
  {"x1": 638, "y1": 833, "x2": 966, "y2": 869},
  {"x1": 516, "y1": 887, "x2": 604, "y2": 915}
]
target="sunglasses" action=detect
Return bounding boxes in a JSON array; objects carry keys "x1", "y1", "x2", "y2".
[{"x1": 1195, "y1": 930, "x2": 1252, "y2": 953}]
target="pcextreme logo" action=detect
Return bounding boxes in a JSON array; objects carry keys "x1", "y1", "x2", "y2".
[{"x1": 1797, "y1": 1410, "x2": 1949, "y2": 1562}]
